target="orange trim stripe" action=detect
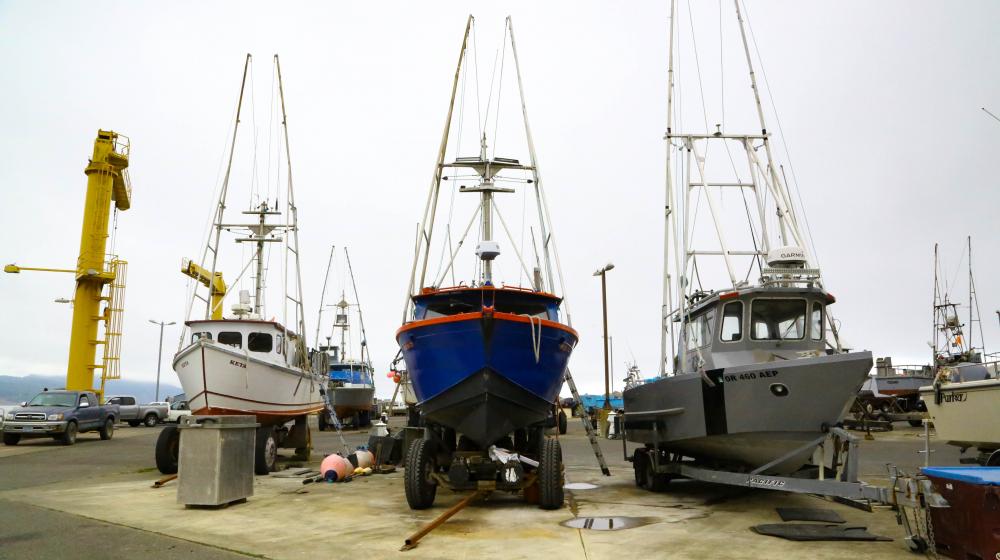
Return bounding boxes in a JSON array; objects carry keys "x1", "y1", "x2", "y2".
[{"x1": 396, "y1": 311, "x2": 578, "y2": 339}]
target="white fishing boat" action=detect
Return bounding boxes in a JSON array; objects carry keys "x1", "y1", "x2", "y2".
[{"x1": 157, "y1": 54, "x2": 322, "y2": 476}]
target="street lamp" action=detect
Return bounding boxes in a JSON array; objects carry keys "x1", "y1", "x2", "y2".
[
  {"x1": 150, "y1": 319, "x2": 176, "y2": 401},
  {"x1": 593, "y1": 263, "x2": 615, "y2": 410}
]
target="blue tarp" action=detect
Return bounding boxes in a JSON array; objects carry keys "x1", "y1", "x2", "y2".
[
  {"x1": 921, "y1": 466, "x2": 1000, "y2": 486},
  {"x1": 578, "y1": 394, "x2": 624, "y2": 410}
]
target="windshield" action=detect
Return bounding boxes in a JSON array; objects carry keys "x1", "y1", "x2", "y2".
[{"x1": 27, "y1": 393, "x2": 77, "y2": 407}]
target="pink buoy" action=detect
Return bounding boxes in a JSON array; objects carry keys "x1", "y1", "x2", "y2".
[
  {"x1": 354, "y1": 449, "x2": 374, "y2": 469},
  {"x1": 321, "y1": 453, "x2": 351, "y2": 482}
]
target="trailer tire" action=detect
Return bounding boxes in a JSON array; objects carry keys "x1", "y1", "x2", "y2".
[
  {"x1": 405, "y1": 439, "x2": 437, "y2": 510},
  {"x1": 2, "y1": 433, "x2": 20, "y2": 446},
  {"x1": 155, "y1": 425, "x2": 180, "y2": 474},
  {"x1": 643, "y1": 454, "x2": 669, "y2": 492},
  {"x1": 99, "y1": 417, "x2": 115, "y2": 440},
  {"x1": 539, "y1": 437, "x2": 564, "y2": 510},
  {"x1": 255, "y1": 426, "x2": 278, "y2": 475},
  {"x1": 633, "y1": 450, "x2": 648, "y2": 488},
  {"x1": 558, "y1": 410, "x2": 568, "y2": 435},
  {"x1": 144, "y1": 413, "x2": 159, "y2": 427}
]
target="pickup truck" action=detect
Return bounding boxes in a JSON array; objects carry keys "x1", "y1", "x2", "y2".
[
  {"x1": 166, "y1": 400, "x2": 191, "y2": 423},
  {"x1": 105, "y1": 395, "x2": 167, "y2": 427},
  {"x1": 2, "y1": 390, "x2": 118, "y2": 445}
]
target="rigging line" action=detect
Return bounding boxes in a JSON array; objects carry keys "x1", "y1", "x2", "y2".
[
  {"x1": 719, "y1": 0, "x2": 725, "y2": 128},
  {"x1": 739, "y1": 0, "x2": 820, "y2": 266},
  {"x1": 472, "y1": 18, "x2": 484, "y2": 142},
  {"x1": 686, "y1": 0, "x2": 710, "y2": 132},
  {"x1": 492, "y1": 24, "x2": 509, "y2": 154},
  {"x1": 482, "y1": 47, "x2": 501, "y2": 144},
  {"x1": 248, "y1": 61, "x2": 259, "y2": 206},
  {"x1": 267, "y1": 59, "x2": 276, "y2": 204}
]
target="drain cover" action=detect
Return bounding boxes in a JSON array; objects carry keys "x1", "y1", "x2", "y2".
[
  {"x1": 563, "y1": 482, "x2": 598, "y2": 490},
  {"x1": 561, "y1": 517, "x2": 656, "y2": 531}
]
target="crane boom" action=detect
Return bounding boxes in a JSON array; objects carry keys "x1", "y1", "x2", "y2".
[{"x1": 181, "y1": 258, "x2": 226, "y2": 320}]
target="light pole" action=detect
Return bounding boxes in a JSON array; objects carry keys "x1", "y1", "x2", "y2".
[
  {"x1": 593, "y1": 263, "x2": 615, "y2": 410},
  {"x1": 149, "y1": 319, "x2": 176, "y2": 401}
]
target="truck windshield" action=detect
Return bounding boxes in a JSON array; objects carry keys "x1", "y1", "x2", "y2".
[{"x1": 26, "y1": 393, "x2": 77, "y2": 407}]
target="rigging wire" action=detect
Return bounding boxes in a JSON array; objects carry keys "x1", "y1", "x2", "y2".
[
  {"x1": 739, "y1": 0, "x2": 821, "y2": 267},
  {"x1": 491, "y1": 25, "x2": 509, "y2": 155},
  {"x1": 471, "y1": 19, "x2": 484, "y2": 143}
]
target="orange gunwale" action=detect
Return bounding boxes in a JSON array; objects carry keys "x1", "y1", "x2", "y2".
[{"x1": 396, "y1": 310, "x2": 579, "y2": 339}]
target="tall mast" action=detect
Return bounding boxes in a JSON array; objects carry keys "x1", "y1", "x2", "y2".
[
  {"x1": 345, "y1": 247, "x2": 371, "y2": 365},
  {"x1": 203, "y1": 54, "x2": 251, "y2": 320},
  {"x1": 314, "y1": 245, "x2": 335, "y2": 348},
  {"x1": 275, "y1": 54, "x2": 309, "y2": 369},
  {"x1": 660, "y1": 0, "x2": 677, "y2": 376},
  {"x1": 406, "y1": 15, "x2": 473, "y2": 320}
]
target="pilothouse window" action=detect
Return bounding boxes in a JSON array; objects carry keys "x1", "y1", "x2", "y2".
[
  {"x1": 810, "y1": 303, "x2": 824, "y2": 341},
  {"x1": 248, "y1": 332, "x2": 273, "y2": 352},
  {"x1": 686, "y1": 313, "x2": 713, "y2": 349},
  {"x1": 191, "y1": 332, "x2": 212, "y2": 343},
  {"x1": 720, "y1": 302, "x2": 743, "y2": 342},
  {"x1": 751, "y1": 299, "x2": 807, "y2": 340},
  {"x1": 218, "y1": 332, "x2": 242, "y2": 348}
]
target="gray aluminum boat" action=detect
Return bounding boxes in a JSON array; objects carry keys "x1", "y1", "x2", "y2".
[{"x1": 624, "y1": 0, "x2": 871, "y2": 476}]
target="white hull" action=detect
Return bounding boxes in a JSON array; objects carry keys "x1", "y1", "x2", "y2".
[
  {"x1": 920, "y1": 378, "x2": 1000, "y2": 451},
  {"x1": 173, "y1": 340, "x2": 325, "y2": 425}
]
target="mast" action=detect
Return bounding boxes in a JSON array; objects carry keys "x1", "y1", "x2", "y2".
[
  {"x1": 275, "y1": 54, "x2": 309, "y2": 369},
  {"x1": 660, "y1": 0, "x2": 677, "y2": 376},
  {"x1": 345, "y1": 247, "x2": 371, "y2": 365},
  {"x1": 203, "y1": 54, "x2": 251, "y2": 321},
  {"x1": 314, "y1": 245, "x2": 335, "y2": 348}
]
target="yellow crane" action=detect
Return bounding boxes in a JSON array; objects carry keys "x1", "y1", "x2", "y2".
[
  {"x1": 180, "y1": 258, "x2": 227, "y2": 320},
  {"x1": 4, "y1": 130, "x2": 133, "y2": 401}
]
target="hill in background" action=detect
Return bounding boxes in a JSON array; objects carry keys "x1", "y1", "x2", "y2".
[{"x1": 0, "y1": 374, "x2": 181, "y2": 405}]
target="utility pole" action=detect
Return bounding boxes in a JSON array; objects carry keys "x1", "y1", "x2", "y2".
[
  {"x1": 149, "y1": 319, "x2": 175, "y2": 401},
  {"x1": 593, "y1": 263, "x2": 615, "y2": 410}
]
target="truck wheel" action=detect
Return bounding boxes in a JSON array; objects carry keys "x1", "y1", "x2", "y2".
[
  {"x1": 128, "y1": 421, "x2": 141, "y2": 428},
  {"x1": 99, "y1": 418, "x2": 115, "y2": 440},
  {"x1": 405, "y1": 439, "x2": 438, "y2": 510},
  {"x1": 539, "y1": 437, "x2": 564, "y2": 510},
  {"x1": 144, "y1": 413, "x2": 159, "y2": 427},
  {"x1": 155, "y1": 425, "x2": 180, "y2": 474},
  {"x1": 2, "y1": 433, "x2": 20, "y2": 446},
  {"x1": 558, "y1": 410, "x2": 568, "y2": 435},
  {"x1": 254, "y1": 426, "x2": 278, "y2": 475},
  {"x1": 60, "y1": 421, "x2": 78, "y2": 446}
]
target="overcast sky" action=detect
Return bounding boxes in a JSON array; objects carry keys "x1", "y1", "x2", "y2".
[{"x1": 1, "y1": 1, "x2": 999, "y2": 399}]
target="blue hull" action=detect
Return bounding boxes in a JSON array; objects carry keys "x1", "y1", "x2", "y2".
[{"x1": 397, "y1": 313, "x2": 576, "y2": 445}]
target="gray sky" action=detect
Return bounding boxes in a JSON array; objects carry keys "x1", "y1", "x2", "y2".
[{"x1": 1, "y1": 1, "x2": 999, "y2": 398}]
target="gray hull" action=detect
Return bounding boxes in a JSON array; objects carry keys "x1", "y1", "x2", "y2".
[
  {"x1": 624, "y1": 351, "x2": 872, "y2": 474},
  {"x1": 330, "y1": 385, "x2": 375, "y2": 416}
]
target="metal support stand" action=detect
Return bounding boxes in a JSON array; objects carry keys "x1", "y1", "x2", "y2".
[{"x1": 563, "y1": 368, "x2": 611, "y2": 476}]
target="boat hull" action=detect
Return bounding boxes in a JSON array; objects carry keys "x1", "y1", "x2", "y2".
[
  {"x1": 624, "y1": 351, "x2": 873, "y2": 474},
  {"x1": 330, "y1": 384, "x2": 375, "y2": 418},
  {"x1": 397, "y1": 312, "x2": 576, "y2": 446},
  {"x1": 173, "y1": 340, "x2": 325, "y2": 426},
  {"x1": 919, "y1": 378, "x2": 1000, "y2": 451}
]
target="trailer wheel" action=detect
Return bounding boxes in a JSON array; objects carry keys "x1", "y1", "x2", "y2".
[
  {"x1": 155, "y1": 425, "x2": 180, "y2": 474},
  {"x1": 539, "y1": 438, "x2": 564, "y2": 510},
  {"x1": 632, "y1": 450, "x2": 648, "y2": 488},
  {"x1": 405, "y1": 439, "x2": 438, "y2": 510},
  {"x1": 908, "y1": 419, "x2": 923, "y2": 428},
  {"x1": 643, "y1": 454, "x2": 669, "y2": 492},
  {"x1": 255, "y1": 426, "x2": 278, "y2": 475},
  {"x1": 985, "y1": 450, "x2": 1000, "y2": 467},
  {"x1": 99, "y1": 417, "x2": 115, "y2": 440},
  {"x1": 558, "y1": 410, "x2": 568, "y2": 435}
]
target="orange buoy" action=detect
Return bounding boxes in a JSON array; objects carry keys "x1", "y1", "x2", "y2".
[
  {"x1": 321, "y1": 453, "x2": 351, "y2": 482},
  {"x1": 354, "y1": 449, "x2": 375, "y2": 469}
]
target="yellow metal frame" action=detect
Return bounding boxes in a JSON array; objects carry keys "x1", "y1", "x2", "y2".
[
  {"x1": 4, "y1": 130, "x2": 132, "y2": 402},
  {"x1": 181, "y1": 258, "x2": 227, "y2": 320}
]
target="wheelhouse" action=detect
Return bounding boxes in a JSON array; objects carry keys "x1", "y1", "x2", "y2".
[
  {"x1": 676, "y1": 287, "x2": 836, "y2": 371},
  {"x1": 410, "y1": 286, "x2": 563, "y2": 322},
  {"x1": 186, "y1": 320, "x2": 301, "y2": 365}
]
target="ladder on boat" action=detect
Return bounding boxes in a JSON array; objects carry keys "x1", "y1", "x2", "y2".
[{"x1": 563, "y1": 368, "x2": 611, "y2": 476}]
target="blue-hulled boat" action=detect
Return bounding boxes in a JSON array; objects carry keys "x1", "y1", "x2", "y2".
[
  {"x1": 397, "y1": 286, "x2": 577, "y2": 447},
  {"x1": 398, "y1": 15, "x2": 575, "y2": 510}
]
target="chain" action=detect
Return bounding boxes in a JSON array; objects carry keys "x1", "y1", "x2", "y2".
[{"x1": 923, "y1": 506, "x2": 938, "y2": 560}]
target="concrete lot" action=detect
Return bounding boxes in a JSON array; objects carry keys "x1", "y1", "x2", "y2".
[{"x1": 0, "y1": 418, "x2": 960, "y2": 560}]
